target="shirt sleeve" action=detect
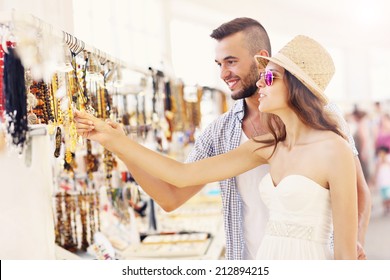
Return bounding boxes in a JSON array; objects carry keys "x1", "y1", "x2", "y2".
[
  {"x1": 325, "y1": 102, "x2": 359, "y2": 156},
  {"x1": 185, "y1": 123, "x2": 216, "y2": 163}
]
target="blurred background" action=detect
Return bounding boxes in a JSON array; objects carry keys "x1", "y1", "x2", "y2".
[{"x1": 2, "y1": 0, "x2": 390, "y2": 104}]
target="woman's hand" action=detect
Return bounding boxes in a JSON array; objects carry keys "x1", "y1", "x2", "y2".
[
  {"x1": 74, "y1": 110, "x2": 123, "y2": 145},
  {"x1": 74, "y1": 110, "x2": 95, "y2": 137},
  {"x1": 105, "y1": 119, "x2": 126, "y2": 136}
]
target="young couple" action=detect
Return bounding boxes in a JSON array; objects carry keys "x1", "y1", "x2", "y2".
[{"x1": 75, "y1": 18, "x2": 370, "y2": 260}]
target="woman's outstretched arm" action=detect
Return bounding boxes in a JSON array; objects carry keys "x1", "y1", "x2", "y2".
[{"x1": 74, "y1": 111, "x2": 268, "y2": 188}]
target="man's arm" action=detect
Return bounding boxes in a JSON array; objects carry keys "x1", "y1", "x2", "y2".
[
  {"x1": 123, "y1": 165, "x2": 204, "y2": 212},
  {"x1": 354, "y1": 157, "x2": 371, "y2": 258},
  {"x1": 324, "y1": 103, "x2": 371, "y2": 258},
  {"x1": 109, "y1": 121, "x2": 204, "y2": 212},
  {"x1": 328, "y1": 139, "x2": 357, "y2": 259}
]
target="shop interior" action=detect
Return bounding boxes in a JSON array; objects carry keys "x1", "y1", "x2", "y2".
[{"x1": 0, "y1": 0, "x2": 389, "y2": 260}]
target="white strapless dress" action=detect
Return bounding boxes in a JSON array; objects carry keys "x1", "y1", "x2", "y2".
[{"x1": 256, "y1": 173, "x2": 334, "y2": 260}]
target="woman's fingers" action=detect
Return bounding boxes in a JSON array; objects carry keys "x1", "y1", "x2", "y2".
[
  {"x1": 74, "y1": 110, "x2": 96, "y2": 132},
  {"x1": 76, "y1": 126, "x2": 93, "y2": 133},
  {"x1": 74, "y1": 110, "x2": 97, "y2": 123},
  {"x1": 75, "y1": 119, "x2": 94, "y2": 130},
  {"x1": 75, "y1": 119, "x2": 94, "y2": 127}
]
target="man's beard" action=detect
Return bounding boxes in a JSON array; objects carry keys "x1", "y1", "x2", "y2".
[
  {"x1": 231, "y1": 64, "x2": 259, "y2": 100},
  {"x1": 231, "y1": 83, "x2": 258, "y2": 100}
]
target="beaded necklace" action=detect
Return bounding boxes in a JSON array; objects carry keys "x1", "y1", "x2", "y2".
[
  {"x1": 0, "y1": 44, "x2": 5, "y2": 123},
  {"x1": 4, "y1": 46, "x2": 28, "y2": 151}
]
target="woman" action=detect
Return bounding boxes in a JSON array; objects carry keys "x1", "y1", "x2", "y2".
[{"x1": 75, "y1": 35, "x2": 357, "y2": 259}]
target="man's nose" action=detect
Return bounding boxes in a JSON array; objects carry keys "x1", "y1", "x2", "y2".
[{"x1": 220, "y1": 65, "x2": 231, "y2": 80}]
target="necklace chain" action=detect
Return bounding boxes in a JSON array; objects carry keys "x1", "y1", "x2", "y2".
[{"x1": 249, "y1": 118, "x2": 260, "y2": 137}]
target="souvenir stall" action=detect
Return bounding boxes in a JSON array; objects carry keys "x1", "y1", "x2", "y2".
[{"x1": 0, "y1": 11, "x2": 226, "y2": 260}]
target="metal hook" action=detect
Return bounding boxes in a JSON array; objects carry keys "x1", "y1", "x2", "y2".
[
  {"x1": 67, "y1": 34, "x2": 74, "y2": 54},
  {"x1": 76, "y1": 39, "x2": 85, "y2": 55},
  {"x1": 72, "y1": 37, "x2": 78, "y2": 53},
  {"x1": 71, "y1": 36, "x2": 77, "y2": 53}
]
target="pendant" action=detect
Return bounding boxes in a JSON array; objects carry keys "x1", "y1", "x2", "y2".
[{"x1": 54, "y1": 126, "x2": 62, "y2": 158}]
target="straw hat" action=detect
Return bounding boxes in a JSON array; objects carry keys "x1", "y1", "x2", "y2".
[{"x1": 255, "y1": 35, "x2": 335, "y2": 104}]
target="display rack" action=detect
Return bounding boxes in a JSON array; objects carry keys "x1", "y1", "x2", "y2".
[
  {"x1": 0, "y1": 9, "x2": 149, "y2": 76},
  {"x1": 0, "y1": 10, "x2": 226, "y2": 260}
]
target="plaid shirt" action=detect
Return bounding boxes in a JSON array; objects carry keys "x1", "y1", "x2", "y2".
[
  {"x1": 186, "y1": 99, "x2": 246, "y2": 260},
  {"x1": 185, "y1": 99, "x2": 357, "y2": 260},
  {"x1": 325, "y1": 102, "x2": 358, "y2": 156}
]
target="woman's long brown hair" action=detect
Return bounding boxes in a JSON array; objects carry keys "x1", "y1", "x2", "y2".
[{"x1": 255, "y1": 70, "x2": 346, "y2": 157}]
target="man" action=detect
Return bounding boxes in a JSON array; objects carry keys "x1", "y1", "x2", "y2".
[{"x1": 109, "y1": 18, "x2": 370, "y2": 259}]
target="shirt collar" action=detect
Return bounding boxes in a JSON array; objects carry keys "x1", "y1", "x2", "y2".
[{"x1": 232, "y1": 99, "x2": 245, "y2": 122}]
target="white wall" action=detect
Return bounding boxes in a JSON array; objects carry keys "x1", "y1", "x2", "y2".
[
  {"x1": 0, "y1": 132, "x2": 56, "y2": 259},
  {"x1": 0, "y1": 0, "x2": 74, "y2": 32}
]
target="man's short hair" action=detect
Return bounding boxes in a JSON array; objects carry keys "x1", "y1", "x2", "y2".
[{"x1": 210, "y1": 17, "x2": 271, "y2": 56}]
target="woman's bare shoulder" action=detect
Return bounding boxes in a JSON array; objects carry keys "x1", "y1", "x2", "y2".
[{"x1": 317, "y1": 132, "x2": 354, "y2": 162}]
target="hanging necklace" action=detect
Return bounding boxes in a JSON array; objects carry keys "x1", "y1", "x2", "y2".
[
  {"x1": 4, "y1": 47, "x2": 28, "y2": 151},
  {"x1": 249, "y1": 117, "x2": 260, "y2": 137}
]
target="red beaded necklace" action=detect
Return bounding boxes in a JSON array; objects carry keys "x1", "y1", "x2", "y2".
[
  {"x1": 0, "y1": 44, "x2": 5, "y2": 122},
  {"x1": 0, "y1": 41, "x2": 15, "y2": 123}
]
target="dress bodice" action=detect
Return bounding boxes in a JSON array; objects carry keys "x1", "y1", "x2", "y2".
[{"x1": 256, "y1": 173, "x2": 334, "y2": 259}]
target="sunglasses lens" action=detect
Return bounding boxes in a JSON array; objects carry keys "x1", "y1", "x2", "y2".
[{"x1": 265, "y1": 71, "x2": 273, "y2": 86}]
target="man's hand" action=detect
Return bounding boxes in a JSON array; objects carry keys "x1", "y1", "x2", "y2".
[{"x1": 357, "y1": 242, "x2": 367, "y2": 260}]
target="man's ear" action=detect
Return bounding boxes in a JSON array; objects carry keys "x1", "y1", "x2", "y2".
[
  {"x1": 254, "y1": 50, "x2": 270, "y2": 71},
  {"x1": 256, "y1": 49, "x2": 270, "y2": 58}
]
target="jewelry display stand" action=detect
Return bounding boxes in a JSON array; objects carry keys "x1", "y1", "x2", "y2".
[
  {"x1": 0, "y1": 11, "x2": 145, "y2": 259},
  {"x1": 0, "y1": 10, "x2": 226, "y2": 260}
]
